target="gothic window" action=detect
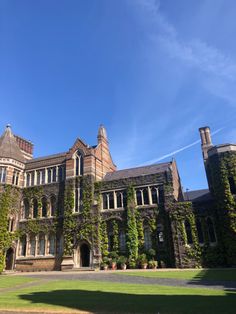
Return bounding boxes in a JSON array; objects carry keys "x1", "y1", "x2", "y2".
[
  {"x1": 75, "y1": 188, "x2": 81, "y2": 212},
  {"x1": 116, "y1": 192, "x2": 123, "y2": 208},
  {"x1": 143, "y1": 188, "x2": 149, "y2": 205},
  {"x1": 41, "y1": 169, "x2": 45, "y2": 184},
  {"x1": 151, "y1": 187, "x2": 159, "y2": 204},
  {"x1": 37, "y1": 171, "x2": 40, "y2": 185},
  {"x1": 52, "y1": 167, "x2": 57, "y2": 182},
  {"x1": 184, "y1": 220, "x2": 193, "y2": 244},
  {"x1": 49, "y1": 234, "x2": 55, "y2": 255},
  {"x1": 0, "y1": 167, "x2": 6, "y2": 183},
  {"x1": 26, "y1": 173, "x2": 31, "y2": 187},
  {"x1": 75, "y1": 150, "x2": 83, "y2": 176},
  {"x1": 50, "y1": 195, "x2": 57, "y2": 216},
  {"x1": 206, "y1": 217, "x2": 217, "y2": 243},
  {"x1": 23, "y1": 199, "x2": 30, "y2": 219},
  {"x1": 12, "y1": 170, "x2": 20, "y2": 185},
  {"x1": 33, "y1": 199, "x2": 38, "y2": 218},
  {"x1": 38, "y1": 233, "x2": 45, "y2": 255},
  {"x1": 229, "y1": 177, "x2": 236, "y2": 194},
  {"x1": 42, "y1": 197, "x2": 48, "y2": 217},
  {"x1": 47, "y1": 169, "x2": 52, "y2": 183},
  {"x1": 102, "y1": 194, "x2": 108, "y2": 209},
  {"x1": 196, "y1": 219, "x2": 204, "y2": 244},
  {"x1": 30, "y1": 236, "x2": 36, "y2": 256},
  {"x1": 109, "y1": 192, "x2": 114, "y2": 209},
  {"x1": 119, "y1": 230, "x2": 126, "y2": 251},
  {"x1": 58, "y1": 166, "x2": 65, "y2": 182},
  {"x1": 20, "y1": 235, "x2": 27, "y2": 256},
  {"x1": 136, "y1": 190, "x2": 142, "y2": 205},
  {"x1": 144, "y1": 228, "x2": 152, "y2": 250}
]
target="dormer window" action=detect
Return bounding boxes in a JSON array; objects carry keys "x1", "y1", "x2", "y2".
[{"x1": 75, "y1": 150, "x2": 83, "y2": 176}]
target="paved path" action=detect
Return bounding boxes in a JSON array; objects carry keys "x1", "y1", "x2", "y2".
[{"x1": 19, "y1": 271, "x2": 236, "y2": 291}]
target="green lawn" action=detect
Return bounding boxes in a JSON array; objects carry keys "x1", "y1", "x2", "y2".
[
  {"x1": 0, "y1": 277, "x2": 235, "y2": 313},
  {"x1": 120, "y1": 269, "x2": 236, "y2": 281},
  {"x1": 0, "y1": 275, "x2": 36, "y2": 288}
]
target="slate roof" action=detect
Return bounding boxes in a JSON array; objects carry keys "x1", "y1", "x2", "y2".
[
  {"x1": 25, "y1": 152, "x2": 67, "y2": 170},
  {"x1": 184, "y1": 189, "x2": 212, "y2": 202},
  {"x1": 103, "y1": 162, "x2": 171, "y2": 181},
  {"x1": 0, "y1": 125, "x2": 25, "y2": 163}
]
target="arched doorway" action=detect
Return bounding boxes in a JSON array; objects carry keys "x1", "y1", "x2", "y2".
[
  {"x1": 5, "y1": 248, "x2": 14, "y2": 270},
  {"x1": 80, "y1": 243, "x2": 90, "y2": 267}
]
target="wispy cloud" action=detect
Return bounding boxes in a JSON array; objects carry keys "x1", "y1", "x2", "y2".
[
  {"x1": 131, "y1": 0, "x2": 236, "y2": 105},
  {"x1": 139, "y1": 127, "x2": 224, "y2": 165}
]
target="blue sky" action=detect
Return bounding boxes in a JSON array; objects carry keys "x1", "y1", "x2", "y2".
[{"x1": 1, "y1": 0, "x2": 236, "y2": 191}]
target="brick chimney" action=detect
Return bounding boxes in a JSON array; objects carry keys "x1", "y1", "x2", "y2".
[{"x1": 199, "y1": 126, "x2": 213, "y2": 161}]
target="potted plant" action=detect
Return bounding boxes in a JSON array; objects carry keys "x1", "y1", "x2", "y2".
[
  {"x1": 100, "y1": 257, "x2": 109, "y2": 270},
  {"x1": 128, "y1": 259, "x2": 136, "y2": 269},
  {"x1": 147, "y1": 249, "x2": 157, "y2": 269},
  {"x1": 148, "y1": 260, "x2": 158, "y2": 269},
  {"x1": 118, "y1": 256, "x2": 127, "y2": 270},
  {"x1": 138, "y1": 253, "x2": 148, "y2": 269},
  {"x1": 109, "y1": 251, "x2": 118, "y2": 270}
]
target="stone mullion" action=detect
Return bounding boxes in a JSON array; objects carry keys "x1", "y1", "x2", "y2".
[
  {"x1": 113, "y1": 191, "x2": 117, "y2": 209},
  {"x1": 26, "y1": 235, "x2": 30, "y2": 257},
  {"x1": 35, "y1": 235, "x2": 39, "y2": 256},
  {"x1": 45, "y1": 234, "x2": 49, "y2": 256},
  {"x1": 148, "y1": 187, "x2": 152, "y2": 205}
]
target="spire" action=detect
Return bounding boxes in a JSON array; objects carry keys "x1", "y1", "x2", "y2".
[
  {"x1": 0, "y1": 125, "x2": 25, "y2": 163},
  {"x1": 97, "y1": 124, "x2": 108, "y2": 143}
]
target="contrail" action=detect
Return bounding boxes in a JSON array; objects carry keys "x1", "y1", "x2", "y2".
[{"x1": 141, "y1": 127, "x2": 224, "y2": 165}]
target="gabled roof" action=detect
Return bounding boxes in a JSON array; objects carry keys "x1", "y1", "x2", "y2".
[
  {"x1": 103, "y1": 162, "x2": 171, "y2": 181},
  {"x1": 0, "y1": 125, "x2": 25, "y2": 163},
  {"x1": 25, "y1": 152, "x2": 67, "y2": 170},
  {"x1": 184, "y1": 189, "x2": 212, "y2": 202}
]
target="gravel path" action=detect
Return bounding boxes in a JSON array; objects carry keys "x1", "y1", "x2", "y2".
[{"x1": 20, "y1": 271, "x2": 236, "y2": 291}]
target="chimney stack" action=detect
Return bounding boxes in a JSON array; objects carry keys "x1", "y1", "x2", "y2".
[{"x1": 199, "y1": 126, "x2": 213, "y2": 161}]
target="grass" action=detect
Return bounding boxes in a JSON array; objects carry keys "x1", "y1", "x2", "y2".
[
  {"x1": 119, "y1": 269, "x2": 236, "y2": 281},
  {"x1": 0, "y1": 277, "x2": 235, "y2": 313},
  {"x1": 0, "y1": 275, "x2": 37, "y2": 288}
]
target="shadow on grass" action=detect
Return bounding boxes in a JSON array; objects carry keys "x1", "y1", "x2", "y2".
[
  {"x1": 188, "y1": 269, "x2": 236, "y2": 289},
  {"x1": 20, "y1": 289, "x2": 236, "y2": 314}
]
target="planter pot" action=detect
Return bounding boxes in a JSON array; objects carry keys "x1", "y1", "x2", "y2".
[
  {"x1": 120, "y1": 263, "x2": 127, "y2": 270},
  {"x1": 141, "y1": 263, "x2": 148, "y2": 269},
  {"x1": 111, "y1": 262, "x2": 117, "y2": 270},
  {"x1": 61, "y1": 256, "x2": 74, "y2": 271},
  {"x1": 101, "y1": 265, "x2": 108, "y2": 271}
]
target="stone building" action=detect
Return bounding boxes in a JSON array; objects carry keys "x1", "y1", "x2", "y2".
[{"x1": 0, "y1": 124, "x2": 236, "y2": 272}]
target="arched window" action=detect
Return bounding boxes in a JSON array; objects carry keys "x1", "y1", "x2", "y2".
[
  {"x1": 144, "y1": 228, "x2": 152, "y2": 250},
  {"x1": 136, "y1": 190, "x2": 142, "y2": 205},
  {"x1": 33, "y1": 199, "x2": 38, "y2": 218},
  {"x1": 20, "y1": 235, "x2": 27, "y2": 256},
  {"x1": 38, "y1": 233, "x2": 45, "y2": 255},
  {"x1": 29, "y1": 235, "x2": 36, "y2": 256},
  {"x1": 143, "y1": 188, "x2": 149, "y2": 205},
  {"x1": 49, "y1": 233, "x2": 55, "y2": 255},
  {"x1": 116, "y1": 192, "x2": 123, "y2": 208},
  {"x1": 109, "y1": 192, "x2": 114, "y2": 209},
  {"x1": 196, "y1": 219, "x2": 204, "y2": 244},
  {"x1": 23, "y1": 199, "x2": 30, "y2": 219},
  {"x1": 102, "y1": 194, "x2": 108, "y2": 209},
  {"x1": 206, "y1": 217, "x2": 217, "y2": 243},
  {"x1": 184, "y1": 220, "x2": 193, "y2": 244},
  {"x1": 50, "y1": 195, "x2": 57, "y2": 216},
  {"x1": 151, "y1": 187, "x2": 159, "y2": 204},
  {"x1": 75, "y1": 150, "x2": 83, "y2": 176},
  {"x1": 119, "y1": 230, "x2": 126, "y2": 251},
  {"x1": 42, "y1": 197, "x2": 48, "y2": 217}
]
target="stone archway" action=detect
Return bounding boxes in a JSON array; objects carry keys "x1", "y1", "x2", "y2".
[
  {"x1": 80, "y1": 243, "x2": 90, "y2": 267},
  {"x1": 5, "y1": 248, "x2": 14, "y2": 270}
]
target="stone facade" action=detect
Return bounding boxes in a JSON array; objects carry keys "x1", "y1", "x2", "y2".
[{"x1": 1, "y1": 124, "x2": 236, "y2": 272}]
